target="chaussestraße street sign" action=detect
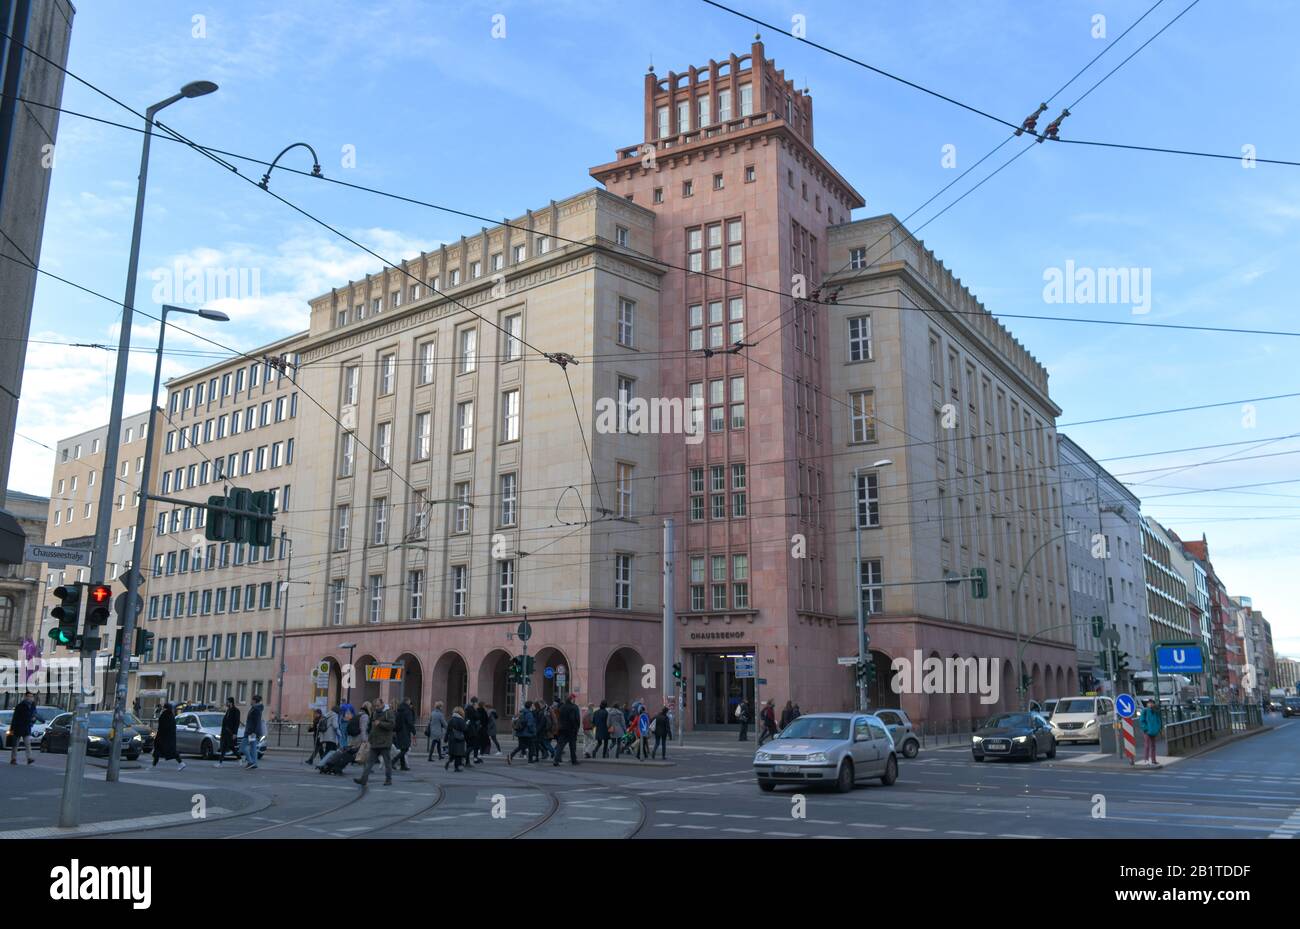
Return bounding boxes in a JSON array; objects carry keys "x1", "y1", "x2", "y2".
[{"x1": 25, "y1": 543, "x2": 92, "y2": 567}]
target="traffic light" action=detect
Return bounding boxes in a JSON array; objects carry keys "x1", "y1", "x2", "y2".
[
  {"x1": 1021, "y1": 673, "x2": 1032, "y2": 693},
  {"x1": 523, "y1": 655, "x2": 535, "y2": 676},
  {"x1": 672, "y1": 662, "x2": 683, "y2": 682},
  {"x1": 507, "y1": 656, "x2": 522, "y2": 685},
  {"x1": 249, "y1": 490, "x2": 275, "y2": 546},
  {"x1": 134, "y1": 627, "x2": 155, "y2": 661},
  {"x1": 205, "y1": 493, "x2": 232, "y2": 541},
  {"x1": 1115, "y1": 651, "x2": 1130, "y2": 675},
  {"x1": 85, "y1": 583, "x2": 111, "y2": 627},
  {"x1": 969, "y1": 567, "x2": 988, "y2": 599},
  {"x1": 864, "y1": 661, "x2": 876, "y2": 686},
  {"x1": 1099, "y1": 650, "x2": 1110, "y2": 673},
  {"x1": 49, "y1": 583, "x2": 82, "y2": 648},
  {"x1": 1090, "y1": 615, "x2": 1104, "y2": 638},
  {"x1": 230, "y1": 488, "x2": 253, "y2": 544},
  {"x1": 109, "y1": 634, "x2": 127, "y2": 670}
]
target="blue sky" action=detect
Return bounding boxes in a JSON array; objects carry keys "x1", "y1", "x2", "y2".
[{"x1": 13, "y1": 0, "x2": 1300, "y2": 655}]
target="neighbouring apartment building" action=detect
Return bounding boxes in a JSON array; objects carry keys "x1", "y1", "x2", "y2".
[
  {"x1": 273, "y1": 40, "x2": 1075, "y2": 726},
  {"x1": 1057, "y1": 435, "x2": 1146, "y2": 694},
  {"x1": 135, "y1": 337, "x2": 307, "y2": 712},
  {"x1": 0, "y1": 488, "x2": 49, "y2": 707},
  {"x1": 1175, "y1": 533, "x2": 1242, "y2": 702}
]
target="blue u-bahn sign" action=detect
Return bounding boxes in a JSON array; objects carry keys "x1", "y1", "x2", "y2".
[{"x1": 1155, "y1": 645, "x2": 1204, "y2": 674}]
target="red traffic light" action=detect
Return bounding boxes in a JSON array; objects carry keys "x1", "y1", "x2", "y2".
[{"x1": 89, "y1": 584, "x2": 112, "y2": 604}]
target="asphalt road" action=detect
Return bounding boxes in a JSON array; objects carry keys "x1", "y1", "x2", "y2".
[{"x1": 6, "y1": 720, "x2": 1297, "y2": 839}]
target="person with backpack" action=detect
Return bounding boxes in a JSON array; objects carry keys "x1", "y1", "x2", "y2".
[
  {"x1": 445, "y1": 706, "x2": 469, "y2": 772},
  {"x1": 485, "y1": 705, "x2": 501, "y2": 755},
  {"x1": 355, "y1": 699, "x2": 395, "y2": 787},
  {"x1": 243, "y1": 695, "x2": 265, "y2": 769},
  {"x1": 345, "y1": 706, "x2": 364, "y2": 768},
  {"x1": 310, "y1": 706, "x2": 340, "y2": 765},
  {"x1": 393, "y1": 698, "x2": 415, "y2": 771},
  {"x1": 607, "y1": 702, "x2": 627, "y2": 758},
  {"x1": 531, "y1": 701, "x2": 551, "y2": 761},
  {"x1": 758, "y1": 700, "x2": 778, "y2": 746},
  {"x1": 1139, "y1": 699, "x2": 1163, "y2": 765},
  {"x1": 426, "y1": 702, "x2": 446, "y2": 761},
  {"x1": 652, "y1": 705, "x2": 672, "y2": 759},
  {"x1": 218, "y1": 697, "x2": 241, "y2": 765},
  {"x1": 634, "y1": 704, "x2": 653, "y2": 760},
  {"x1": 589, "y1": 701, "x2": 610, "y2": 758},
  {"x1": 508, "y1": 701, "x2": 535, "y2": 764},
  {"x1": 736, "y1": 699, "x2": 751, "y2": 741},
  {"x1": 580, "y1": 703, "x2": 596, "y2": 758},
  {"x1": 552, "y1": 694, "x2": 582, "y2": 767}
]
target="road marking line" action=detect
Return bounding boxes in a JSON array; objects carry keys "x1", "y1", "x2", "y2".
[
  {"x1": 945, "y1": 830, "x2": 985, "y2": 835},
  {"x1": 0, "y1": 808, "x2": 234, "y2": 838}
]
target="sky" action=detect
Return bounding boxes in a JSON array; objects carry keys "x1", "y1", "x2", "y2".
[{"x1": 11, "y1": 0, "x2": 1300, "y2": 657}]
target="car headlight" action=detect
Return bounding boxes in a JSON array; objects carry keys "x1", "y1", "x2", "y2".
[
  {"x1": 88, "y1": 735, "x2": 104, "y2": 742},
  {"x1": 1086, "y1": 719, "x2": 1097, "y2": 727},
  {"x1": 971, "y1": 735, "x2": 984, "y2": 743},
  {"x1": 1013, "y1": 735, "x2": 1029, "y2": 743},
  {"x1": 806, "y1": 752, "x2": 828, "y2": 763},
  {"x1": 755, "y1": 751, "x2": 771, "y2": 762},
  {"x1": 132, "y1": 734, "x2": 143, "y2": 742}
]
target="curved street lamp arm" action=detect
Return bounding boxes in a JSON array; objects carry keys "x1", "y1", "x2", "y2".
[{"x1": 259, "y1": 141, "x2": 324, "y2": 190}]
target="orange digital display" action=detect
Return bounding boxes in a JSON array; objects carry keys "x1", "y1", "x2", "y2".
[{"x1": 365, "y1": 665, "x2": 404, "y2": 682}]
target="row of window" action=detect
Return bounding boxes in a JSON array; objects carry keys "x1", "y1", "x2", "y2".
[
  {"x1": 334, "y1": 249, "x2": 553, "y2": 328},
  {"x1": 162, "y1": 442, "x2": 294, "y2": 497},
  {"x1": 169, "y1": 358, "x2": 297, "y2": 418},
  {"x1": 654, "y1": 83, "x2": 753, "y2": 138},
  {"x1": 687, "y1": 463, "x2": 747, "y2": 521},
  {"x1": 167, "y1": 680, "x2": 268, "y2": 706},
  {"x1": 165, "y1": 394, "x2": 297, "y2": 454},
  {"x1": 58, "y1": 421, "x2": 148, "y2": 463},
  {"x1": 148, "y1": 581, "x2": 280, "y2": 621},
  {"x1": 330, "y1": 553, "x2": 635, "y2": 625},
  {"x1": 687, "y1": 553, "x2": 750, "y2": 611},
  {"x1": 153, "y1": 630, "x2": 269, "y2": 663},
  {"x1": 152, "y1": 536, "x2": 287, "y2": 576}
]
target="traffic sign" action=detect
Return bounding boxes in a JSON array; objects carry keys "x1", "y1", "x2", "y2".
[
  {"x1": 114, "y1": 592, "x2": 144, "y2": 620},
  {"x1": 1116, "y1": 693, "x2": 1136, "y2": 718},
  {"x1": 118, "y1": 567, "x2": 145, "y2": 590},
  {"x1": 734, "y1": 656, "x2": 756, "y2": 679},
  {"x1": 516, "y1": 620, "x2": 532, "y2": 642},
  {"x1": 1155, "y1": 645, "x2": 1203, "y2": 674},
  {"x1": 543, "y1": 666, "x2": 554, "y2": 680},
  {"x1": 25, "y1": 543, "x2": 91, "y2": 567},
  {"x1": 837, "y1": 656, "x2": 859, "y2": 666},
  {"x1": 1101, "y1": 627, "x2": 1122, "y2": 647},
  {"x1": 317, "y1": 661, "x2": 331, "y2": 675}
]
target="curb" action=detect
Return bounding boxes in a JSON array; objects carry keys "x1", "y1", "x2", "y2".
[{"x1": 1044, "y1": 723, "x2": 1274, "y2": 771}]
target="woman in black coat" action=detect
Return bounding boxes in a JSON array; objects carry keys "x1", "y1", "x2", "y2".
[
  {"x1": 218, "y1": 698, "x2": 240, "y2": 764},
  {"x1": 445, "y1": 707, "x2": 469, "y2": 772},
  {"x1": 392, "y1": 699, "x2": 414, "y2": 771},
  {"x1": 152, "y1": 704, "x2": 186, "y2": 770}
]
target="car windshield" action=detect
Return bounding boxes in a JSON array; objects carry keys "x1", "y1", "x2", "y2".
[
  {"x1": 1055, "y1": 699, "x2": 1095, "y2": 715},
  {"x1": 124, "y1": 715, "x2": 145, "y2": 726},
  {"x1": 0, "y1": 712, "x2": 11, "y2": 723},
  {"x1": 1286, "y1": 699, "x2": 1300, "y2": 707},
  {"x1": 87, "y1": 713, "x2": 115, "y2": 727},
  {"x1": 982, "y1": 714, "x2": 1033, "y2": 730},
  {"x1": 37, "y1": 706, "x2": 62, "y2": 719},
  {"x1": 777, "y1": 717, "x2": 850, "y2": 740},
  {"x1": 196, "y1": 714, "x2": 223, "y2": 727}
]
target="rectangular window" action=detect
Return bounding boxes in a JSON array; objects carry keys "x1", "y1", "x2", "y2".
[
  {"x1": 470, "y1": 260, "x2": 481, "y2": 279},
  {"x1": 718, "y1": 88, "x2": 732, "y2": 121},
  {"x1": 331, "y1": 580, "x2": 346, "y2": 626},
  {"x1": 856, "y1": 472, "x2": 880, "y2": 528},
  {"x1": 369, "y1": 574, "x2": 383, "y2": 623},
  {"x1": 414, "y1": 412, "x2": 431, "y2": 460},
  {"x1": 376, "y1": 421, "x2": 392, "y2": 467},
  {"x1": 498, "y1": 558, "x2": 516, "y2": 613},
  {"x1": 616, "y1": 376, "x2": 635, "y2": 433},
  {"x1": 729, "y1": 375, "x2": 746, "y2": 429},
  {"x1": 728, "y1": 296, "x2": 744, "y2": 344},
  {"x1": 744, "y1": 164, "x2": 755, "y2": 183},
  {"x1": 451, "y1": 565, "x2": 468, "y2": 617},
  {"x1": 739, "y1": 83, "x2": 753, "y2": 116},
  {"x1": 335, "y1": 504, "x2": 350, "y2": 551},
  {"x1": 458, "y1": 328, "x2": 477, "y2": 373},
  {"x1": 614, "y1": 554, "x2": 632, "y2": 609},
  {"x1": 707, "y1": 222, "x2": 722, "y2": 270},
  {"x1": 727, "y1": 220, "x2": 743, "y2": 267},
  {"x1": 500, "y1": 389, "x2": 520, "y2": 442},
  {"x1": 731, "y1": 463, "x2": 747, "y2": 517},
  {"x1": 689, "y1": 467, "x2": 704, "y2": 522},
  {"x1": 340, "y1": 433, "x2": 355, "y2": 476},
  {"x1": 417, "y1": 342, "x2": 435, "y2": 385},
  {"x1": 499, "y1": 472, "x2": 518, "y2": 527},
  {"x1": 456, "y1": 401, "x2": 474, "y2": 452},
  {"x1": 615, "y1": 225, "x2": 629, "y2": 247},
  {"x1": 379, "y1": 353, "x2": 396, "y2": 395},
  {"x1": 409, "y1": 570, "x2": 424, "y2": 621},
  {"x1": 712, "y1": 584, "x2": 727, "y2": 611},
  {"x1": 617, "y1": 298, "x2": 635, "y2": 347},
  {"x1": 503, "y1": 313, "x2": 522, "y2": 361},
  {"x1": 848, "y1": 315, "x2": 872, "y2": 362},
  {"x1": 372, "y1": 497, "x2": 388, "y2": 545},
  {"x1": 454, "y1": 481, "x2": 471, "y2": 533},
  {"x1": 849, "y1": 389, "x2": 877, "y2": 443},
  {"x1": 617, "y1": 462, "x2": 633, "y2": 518},
  {"x1": 860, "y1": 559, "x2": 884, "y2": 615}
]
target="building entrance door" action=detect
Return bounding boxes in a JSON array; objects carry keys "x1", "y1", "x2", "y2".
[{"x1": 692, "y1": 650, "x2": 754, "y2": 730}]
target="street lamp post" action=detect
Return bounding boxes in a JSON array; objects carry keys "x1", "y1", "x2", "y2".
[
  {"x1": 853, "y1": 459, "x2": 893, "y2": 711},
  {"x1": 60, "y1": 81, "x2": 216, "y2": 823},
  {"x1": 106, "y1": 302, "x2": 227, "y2": 783}
]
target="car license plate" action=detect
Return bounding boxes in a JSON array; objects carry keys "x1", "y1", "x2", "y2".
[
  {"x1": 986, "y1": 742, "x2": 1008, "y2": 752},
  {"x1": 774, "y1": 765, "x2": 800, "y2": 774}
]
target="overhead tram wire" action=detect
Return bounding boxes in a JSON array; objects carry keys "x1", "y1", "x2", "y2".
[{"x1": 6, "y1": 89, "x2": 1300, "y2": 340}]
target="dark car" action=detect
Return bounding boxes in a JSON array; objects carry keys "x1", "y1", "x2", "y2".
[
  {"x1": 1284, "y1": 697, "x2": 1300, "y2": 718},
  {"x1": 972, "y1": 712, "x2": 1056, "y2": 762},
  {"x1": 121, "y1": 713, "x2": 156, "y2": 753},
  {"x1": 39, "y1": 711, "x2": 142, "y2": 760}
]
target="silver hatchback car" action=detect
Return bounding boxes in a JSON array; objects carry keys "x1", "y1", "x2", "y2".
[{"x1": 753, "y1": 712, "x2": 899, "y2": 793}]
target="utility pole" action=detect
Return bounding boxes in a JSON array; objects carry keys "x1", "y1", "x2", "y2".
[
  {"x1": 275, "y1": 530, "x2": 293, "y2": 723},
  {"x1": 663, "y1": 518, "x2": 681, "y2": 743},
  {"x1": 853, "y1": 468, "x2": 867, "y2": 712}
]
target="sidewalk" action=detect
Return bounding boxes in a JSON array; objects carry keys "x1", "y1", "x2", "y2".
[{"x1": 0, "y1": 756, "x2": 268, "y2": 837}]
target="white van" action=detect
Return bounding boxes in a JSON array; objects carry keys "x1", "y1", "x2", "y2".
[{"x1": 1049, "y1": 696, "x2": 1115, "y2": 744}]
